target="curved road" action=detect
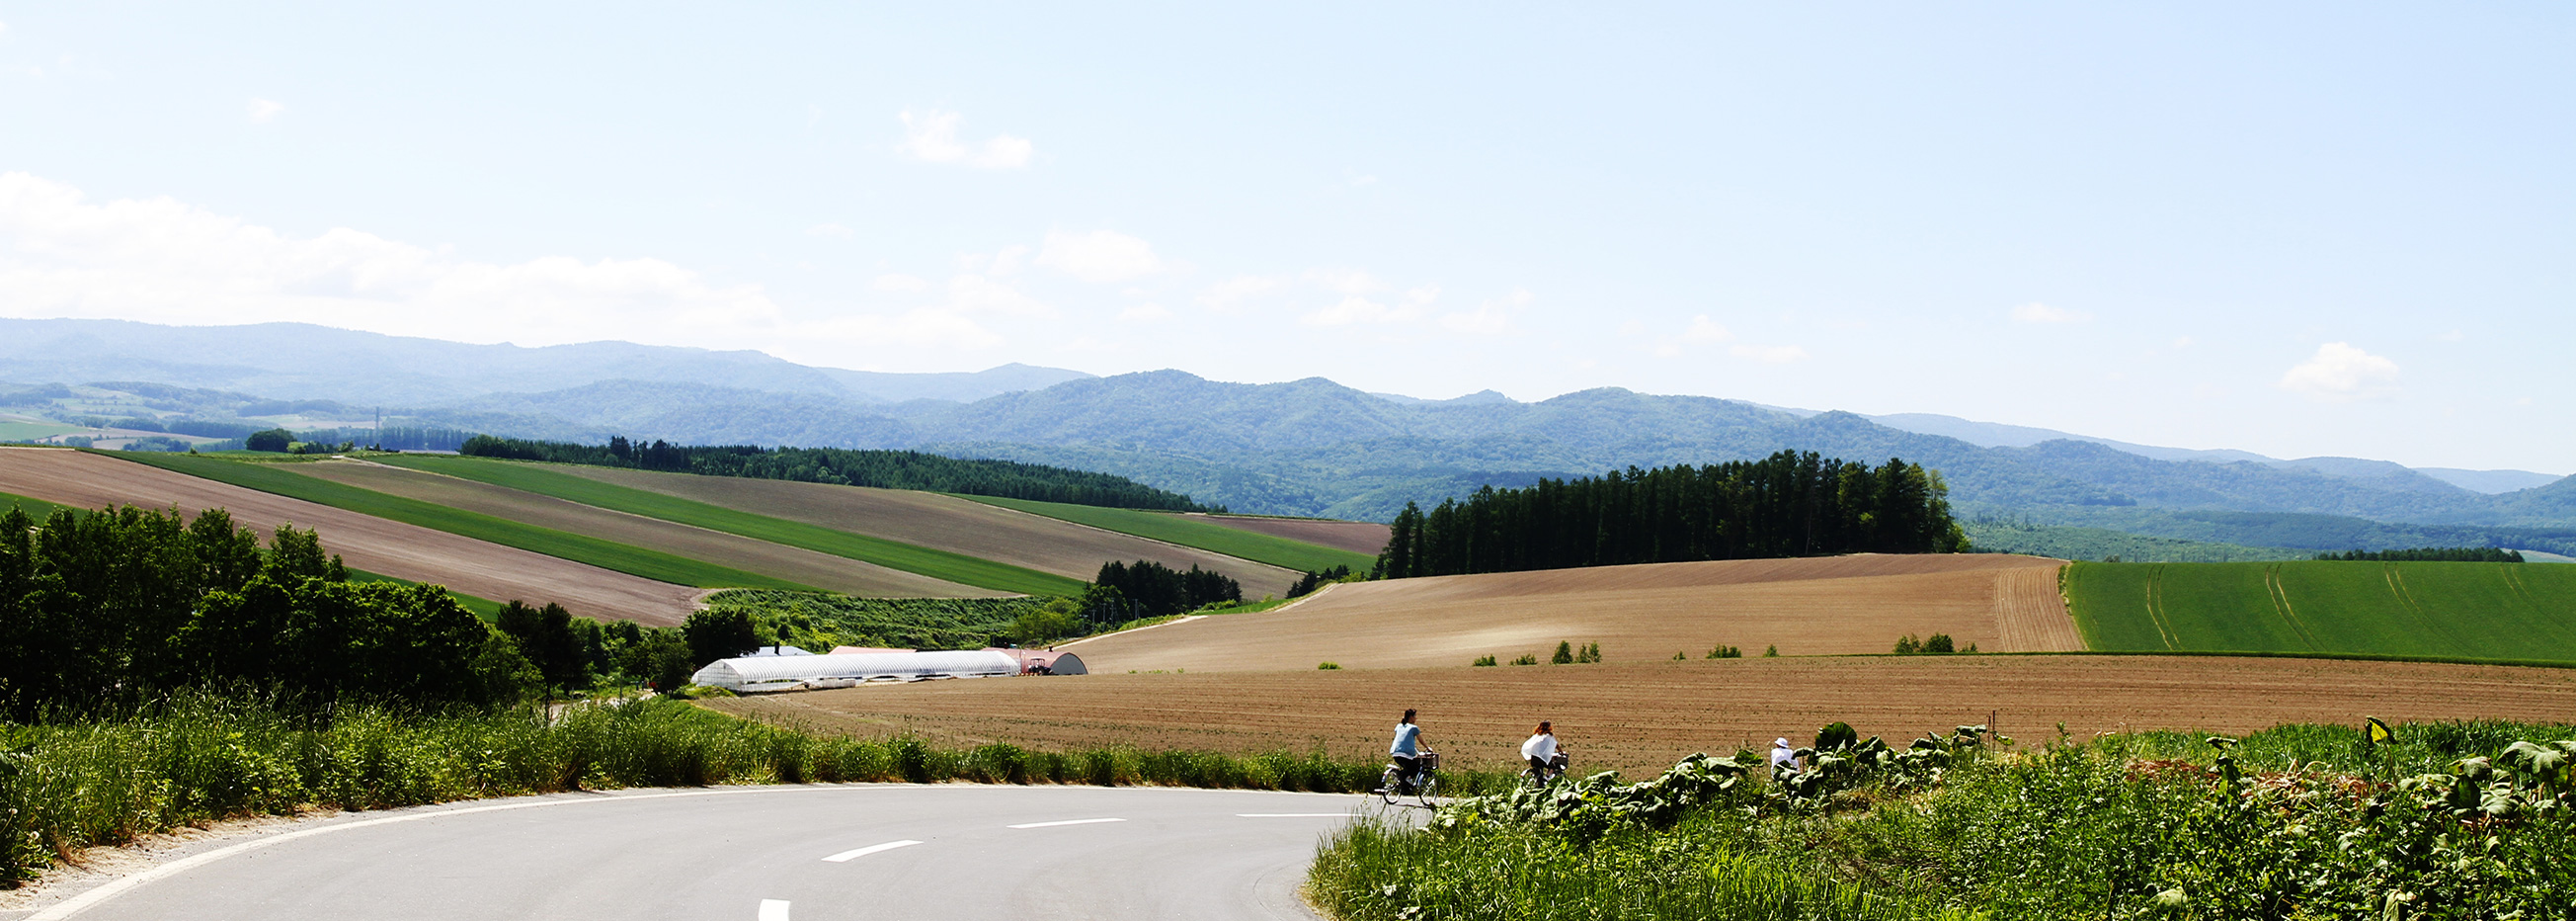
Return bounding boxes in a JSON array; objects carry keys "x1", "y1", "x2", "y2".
[{"x1": 33, "y1": 786, "x2": 1379, "y2": 921}]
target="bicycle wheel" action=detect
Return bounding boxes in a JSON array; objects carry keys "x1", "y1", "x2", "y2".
[
  {"x1": 1414, "y1": 772, "x2": 1440, "y2": 807},
  {"x1": 1378, "y1": 766, "x2": 1403, "y2": 805}
]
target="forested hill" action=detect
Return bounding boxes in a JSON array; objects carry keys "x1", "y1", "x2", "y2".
[{"x1": 456, "y1": 435, "x2": 1217, "y2": 512}]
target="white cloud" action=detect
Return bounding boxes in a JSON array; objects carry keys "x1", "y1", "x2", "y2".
[
  {"x1": 1682, "y1": 315, "x2": 1733, "y2": 343},
  {"x1": 943, "y1": 274, "x2": 1051, "y2": 318},
  {"x1": 1117, "y1": 302, "x2": 1171, "y2": 322},
  {"x1": 896, "y1": 109, "x2": 1032, "y2": 169},
  {"x1": 2279, "y1": 341, "x2": 2399, "y2": 400},
  {"x1": 1035, "y1": 229, "x2": 1164, "y2": 284},
  {"x1": 956, "y1": 245, "x2": 1029, "y2": 277},
  {"x1": 1196, "y1": 275, "x2": 1285, "y2": 312},
  {"x1": 1303, "y1": 286, "x2": 1436, "y2": 327},
  {"x1": 0, "y1": 171, "x2": 1022, "y2": 360},
  {"x1": 806, "y1": 222, "x2": 853, "y2": 238},
  {"x1": 1439, "y1": 289, "x2": 1531, "y2": 336},
  {"x1": 1731, "y1": 344, "x2": 1811, "y2": 364},
  {"x1": 246, "y1": 98, "x2": 284, "y2": 124},
  {"x1": 870, "y1": 273, "x2": 929, "y2": 293},
  {"x1": 2011, "y1": 301, "x2": 2084, "y2": 323},
  {"x1": 1304, "y1": 268, "x2": 1386, "y2": 295}
]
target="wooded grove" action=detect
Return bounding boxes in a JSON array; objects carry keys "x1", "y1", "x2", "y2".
[{"x1": 1372, "y1": 451, "x2": 1969, "y2": 578}]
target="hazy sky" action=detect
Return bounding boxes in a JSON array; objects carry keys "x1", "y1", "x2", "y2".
[{"x1": 0, "y1": 3, "x2": 2566, "y2": 471}]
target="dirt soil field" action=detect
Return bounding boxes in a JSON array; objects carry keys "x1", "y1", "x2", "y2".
[
  {"x1": 1189, "y1": 513, "x2": 1391, "y2": 556},
  {"x1": 544, "y1": 465, "x2": 1301, "y2": 597},
  {"x1": 287, "y1": 460, "x2": 1003, "y2": 598},
  {"x1": 704, "y1": 654, "x2": 2576, "y2": 776},
  {"x1": 1067, "y1": 554, "x2": 2078, "y2": 673},
  {"x1": 0, "y1": 448, "x2": 702, "y2": 624}
]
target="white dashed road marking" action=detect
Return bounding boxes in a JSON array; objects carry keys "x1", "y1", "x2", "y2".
[
  {"x1": 758, "y1": 898, "x2": 790, "y2": 921},
  {"x1": 821, "y1": 839, "x2": 925, "y2": 863},
  {"x1": 1006, "y1": 817, "x2": 1127, "y2": 829}
]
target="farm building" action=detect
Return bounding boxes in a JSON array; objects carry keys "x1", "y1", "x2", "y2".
[{"x1": 690, "y1": 648, "x2": 1085, "y2": 693}]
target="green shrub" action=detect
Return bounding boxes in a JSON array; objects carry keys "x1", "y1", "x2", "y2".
[
  {"x1": 1510, "y1": 654, "x2": 1539, "y2": 666},
  {"x1": 1318, "y1": 662, "x2": 1341, "y2": 670},
  {"x1": 1706, "y1": 644, "x2": 1741, "y2": 659},
  {"x1": 1473, "y1": 655, "x2": 1498, "y2": 667},
  {"x1": 1551, "y1": 640, "x2": 1575, "y2": 664}
]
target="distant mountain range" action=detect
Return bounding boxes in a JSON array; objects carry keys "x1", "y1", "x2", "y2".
[{"x1": 3, "y1": 318, "x2": 2567, "y2": 553}]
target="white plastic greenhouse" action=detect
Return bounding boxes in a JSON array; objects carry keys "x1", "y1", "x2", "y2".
[{"x1": 689, "y1": 649, "x2": 1023, "y2": 693}]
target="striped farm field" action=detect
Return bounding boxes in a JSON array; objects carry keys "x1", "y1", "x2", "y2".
[
  {"x1": 2, "y1": 489, "x2": 75, "y2": 519},
  {"x1": 363, "y1": 456, "x2": 1070, "y2": 596},
  {"x1": 706, "y1": 654, "x2": 2576, "y2": 778},
  {"x1": 1069, "y1": 553, "x2": 2080, "y2": 674},
  {"x1": 1190, "y1": 513, "x2": 1391, "y2": 556},
  {"x1": 962, "y1": 495, "x2": 1379, "y2": 574},
  {"x1": 0, "y1": 448, "x2": 702, "y2": 624},
  {"x1": 106, "y1": 452, "x2": 815, "y2": 592},
  {"x1": 2064, "y1": 560, "x2": 2576, "y2": 662}
]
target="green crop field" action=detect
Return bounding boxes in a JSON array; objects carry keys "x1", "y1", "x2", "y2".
[
  {"x1": 962, "y1": 495, "x2": 1378, "y2": 574},
  {"x1": 105, "y1": 452, "x2": 813, "y2": 591},
  {"x1": 2065, "y1": 559, "x2": 2576, "y2": 662},
  {"x1": 0, "y1": 421, "x2": 86, "y2": 442},
  {"x1": 1, "y1": 490, "x2": 78, "y2": 519},
  {"x1": 373, "y1": 455, "x2": 1083, "y2": 596}
]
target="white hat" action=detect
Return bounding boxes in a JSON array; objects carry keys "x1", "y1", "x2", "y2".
[{"x1": 1773, "y1": 737, "x2": 1791, "y2": 747}]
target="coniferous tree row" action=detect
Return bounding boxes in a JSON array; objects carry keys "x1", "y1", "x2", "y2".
[
  {"x1": 1372, "y1": 451, "x2": 1969, "y2": 579},
  {"x1": 1086, "y1": 559, "x2": 1243, "y2": 622},
  {"x1": 458, "y1": 435, "x2": 1217, "y2": 512}
]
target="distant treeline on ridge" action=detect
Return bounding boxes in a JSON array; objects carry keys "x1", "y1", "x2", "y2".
[
  {"x1": 1373, "y1": 450, "x2": 1969, "y2": 578},
  {"x1": 457, "y1": 435, "x2": 1218, "y2": 512},
  {"x1": 2313, "y1": 546, "x2": 2525, "y2": 563}
]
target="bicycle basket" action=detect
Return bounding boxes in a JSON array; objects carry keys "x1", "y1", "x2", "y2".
[{"x1": 1419, "y1": 751, "x2": 1440, "y2": 771}]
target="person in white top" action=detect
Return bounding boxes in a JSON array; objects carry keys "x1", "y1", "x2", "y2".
[
  {"x1": 1769, "y1": 737, "x2": 1798, "y2": 771},
  {"x1": 1521, "y1": 721, "x2": 1561, "y2": 776}
]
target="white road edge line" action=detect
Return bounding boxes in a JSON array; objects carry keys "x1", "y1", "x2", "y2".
[
  {"x1": 1236, "y1": 813, "x2": 1352, "y2": 817},
  {"x1": 759, "y1": 898, "x2": 791, "y2": 921},
  {"x1": 821, "y1": 839, "x2": 924, "y2": 863},
  {"x1": 1006, "y1": 817, "x2": 1127, "y2": 829},
  {"x1": 27, "y1": 787, "x2": 859, "y2": 921}
]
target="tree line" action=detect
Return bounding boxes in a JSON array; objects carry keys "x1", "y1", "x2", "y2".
[
  {"x1": 458, "y1": 435, "x2": 1218, "y2": 512},
  {"x1": 0, "y1": 503, "x2": 792, "y2": 718},
  {"x1": 1085, "y1": 559, "x2": 1244, "y2": 623},
  {"x1": 1373, "y1": 451, "x2": 1969, "y2": 579},
  {"x1": 2313, "y1": 546, "x2": 2525, "y2": 562}
]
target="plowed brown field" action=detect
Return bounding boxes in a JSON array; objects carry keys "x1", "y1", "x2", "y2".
[
  {"x1": 0, "y1": 448, "x2": 701, "y2": 624},
  {"x1": 543, "y1": 466, "x2": 1301, "y2": 597},
  {"x1": 1189, "y1": 514, "x2": 1391, "y2": 555},
  {"x1": 286, "y1": 460, "x2": 1002, "y2": 598},
  {"x1": 704, "y1": 655, "x2": 2576, "y2": 775},
  {"x1": 1065, "y1": 554, "x2": 2077, "y2": 673}
]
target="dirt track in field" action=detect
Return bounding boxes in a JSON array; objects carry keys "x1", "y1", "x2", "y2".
[
  {"x1": 1067, "y1": 554, "x2": 2079, "y2": 673},
  {"x1": 287, "y1": 460, "x2": 1003, "y2": 598},
  {"x1": 1189, "y1": 514, "x2": 1391, "y2": 556},
  {"x1": 542, "y1": 465, "x2": 1301, "y2": 597},
  {"x1": 704, "y1": 655, "x2": 2576, "y2": 776},
  {"x1": 0, "y1": 448, "x2": 702, "y2": 624}
]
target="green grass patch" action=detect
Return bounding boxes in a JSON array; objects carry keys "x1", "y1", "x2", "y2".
[
  {"x1": 702, "y1": 590, "x2": 1047, "y2": 650},
  {"x1": 0, "y1": 491, "x2": 77, "y2": 520},
  {"x1": 372, "y1": 456, "x2": 1081, "y2": 596},
  {"x1": 0, "y1": 421, "x2": 85, "y2": 442},
  {"x1": 101, "y1": 451, "x2": 810, "y2": 591},
  {"x1": 2065, "y1": 559, "x2": 2576, "y2": 662},
  {"x1": 963, "y1": 495, "x2": 1378, "y2": 573}
]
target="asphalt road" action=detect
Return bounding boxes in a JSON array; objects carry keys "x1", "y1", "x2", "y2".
[{"x1": 34, "y1": 785, "x2": 1382, "y2": 921}]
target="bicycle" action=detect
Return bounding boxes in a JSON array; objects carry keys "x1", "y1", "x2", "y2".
[
  {"x1": 1377, "y1": 750, "x2": 1440, "y2": 806},
  {"x1": 1520, "y1": 750, "x2": 1570, "y2": 787}
]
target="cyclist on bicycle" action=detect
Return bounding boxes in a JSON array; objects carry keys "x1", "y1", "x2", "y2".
[
  {"x1": 1389, "y1": 709, "x2": 1427, "y2": 786},
  {"x1": 1521, "y1": 720, "x2": 1564, "y2": 782}
]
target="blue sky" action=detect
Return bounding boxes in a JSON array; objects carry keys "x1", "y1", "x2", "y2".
[{"x1": 0, "y1": 3, "x2": 2567, "y2": 472}]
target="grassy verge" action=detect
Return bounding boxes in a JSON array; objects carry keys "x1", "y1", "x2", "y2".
[
  {"x1": 373, "y1": 456, "x2": 1081, "y2": 596},
  {"x1": 963, "y1": 495, "x2": 1378, "y2": 573},
  {"x1": 2065, "y1": 559, "x2": 2576, "y2": 661},
  {"x1": 0, "y1": 692, "x2": 1493, "y2": 887},
  {"x1": 1310, "y1": 719, "x2": 2576, "y2": 921},
  {"x1": 101, "y1": 451, "x2": 811, "y2": 590},
  {"x1": 0, "y1": 491, "x2": 76, "y2": 519}
]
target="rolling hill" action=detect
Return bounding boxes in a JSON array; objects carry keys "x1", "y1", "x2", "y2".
[{"x1": 1066, "y1": 553, "x2": 2077, "y2": 674}]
